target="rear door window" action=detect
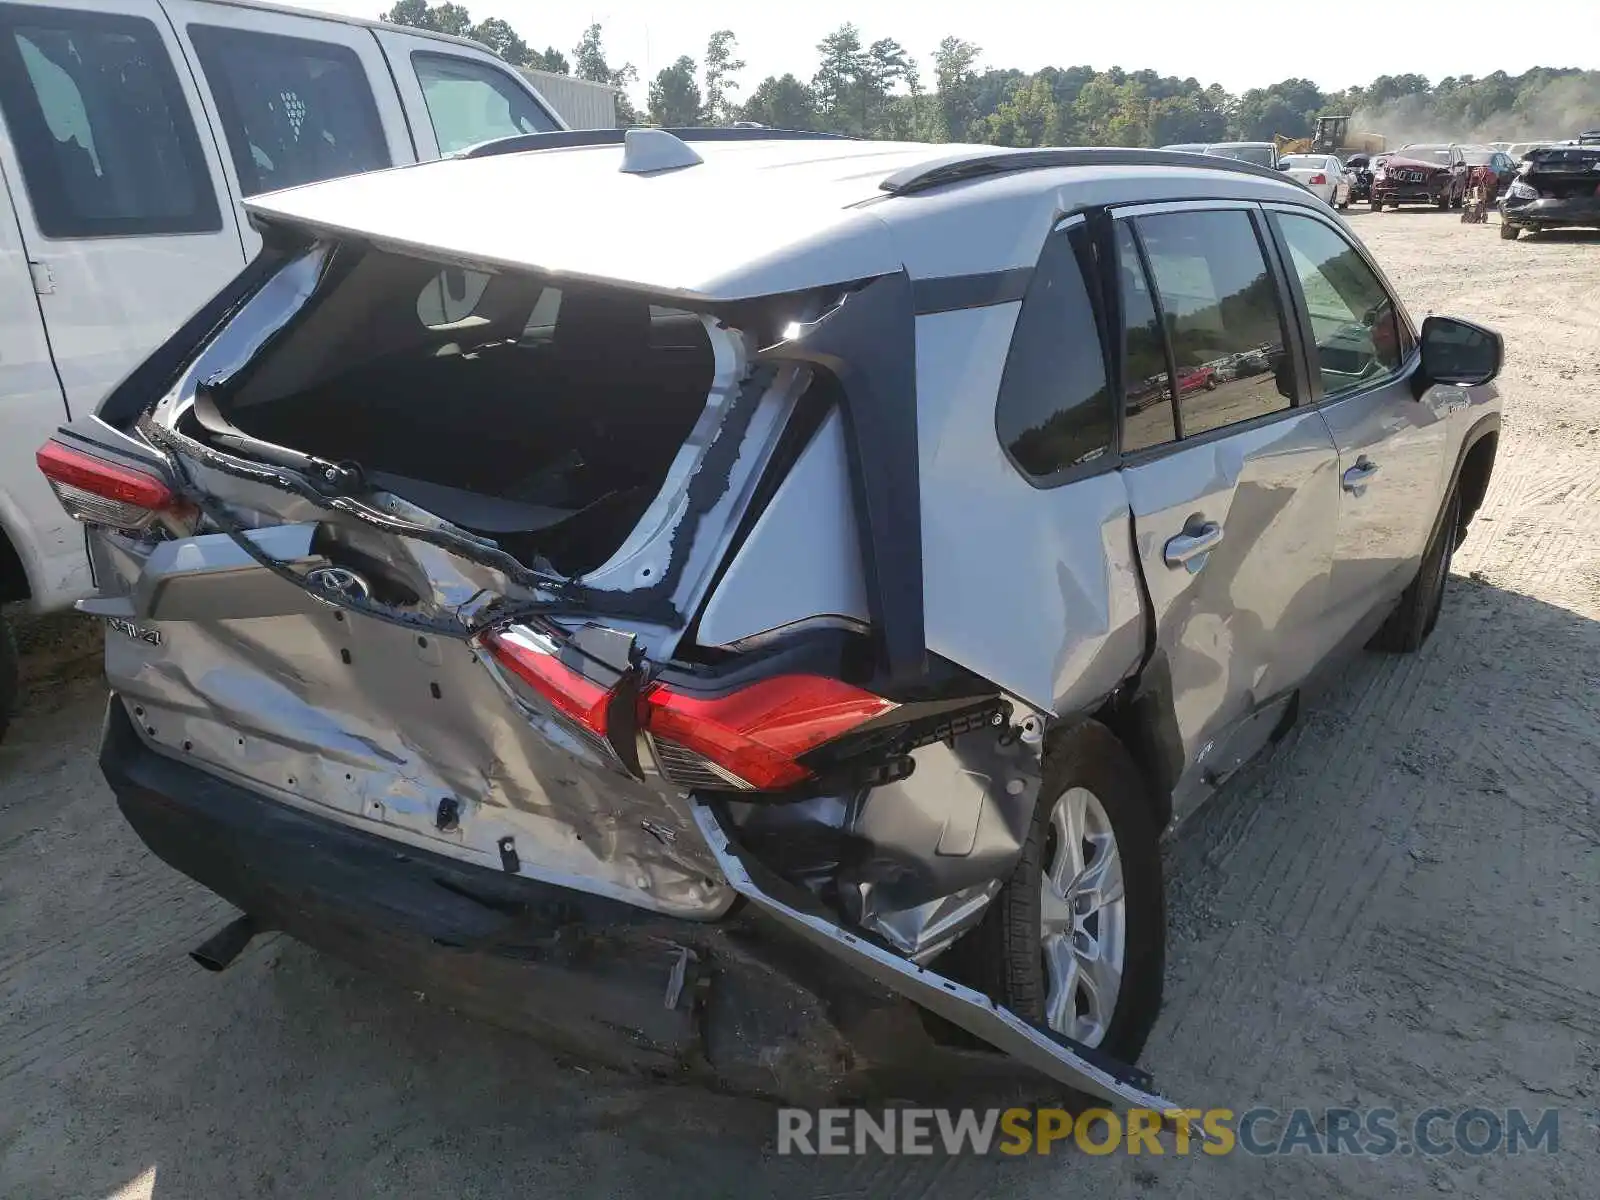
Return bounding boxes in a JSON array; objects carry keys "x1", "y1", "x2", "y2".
[
  {"x1": 411, "y1": 52, "x2": 557, "y2": 154},
  {"x1": 995, "y1": 222, "x2": 1114, "y2": 481},
  {"x1": 1115, "y1": 222, "x2": 1177, "y2": 453},
  {"x1": 1134, "y1": 208, "x2": 1294, "y2": 440},
  {"x1": 0, "y1": 4, "x2": 219, "y2": 237},
  {"x1": 187, "y1": 24, "x2": 389, "y2": 196}
]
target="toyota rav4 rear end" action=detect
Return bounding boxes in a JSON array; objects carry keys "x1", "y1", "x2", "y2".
[{"x1": 39, "y1": 131, "x2": 1189, "y2": 1115}]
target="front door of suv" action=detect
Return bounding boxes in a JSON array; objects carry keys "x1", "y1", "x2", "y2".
[
  {"x1": 1112, "y1": 203, "x2": 1343, "y2": 816},
  {"x1": 1264, "y1": 206, "x2": 1446, "y2": 640}
]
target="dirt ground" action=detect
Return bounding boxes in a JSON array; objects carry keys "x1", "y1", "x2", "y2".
[{"x1": 2, "y1": 212, "x2": 1597, "y2": 1199}]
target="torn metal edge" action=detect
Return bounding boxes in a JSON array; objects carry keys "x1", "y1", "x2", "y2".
[{"x1": 689, "y1": 800, "x2": 1207, "y2": 1131}]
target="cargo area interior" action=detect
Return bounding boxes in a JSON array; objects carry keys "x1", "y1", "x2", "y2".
[{"x1": 190, "y1": 247, "x2": 720, "y2": 575}]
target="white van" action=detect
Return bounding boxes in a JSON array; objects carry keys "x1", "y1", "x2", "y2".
[{"x1": 0, "y1": 0, "x2": 568, "y2": 737}]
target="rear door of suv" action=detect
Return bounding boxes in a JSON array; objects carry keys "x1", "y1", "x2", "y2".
[{"x1": 1110, "y1": 201, "x2": 1344, "y2": 815}]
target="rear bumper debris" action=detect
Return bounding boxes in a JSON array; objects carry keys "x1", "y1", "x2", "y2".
[
  {"x1": 99, "y1": 697, "x2": 1084, "y2": 1105},
  {"x1": 691, "y1": 801, "x2": 1196, "y2": 1121},
  {"x1": 1500, "y1": 194, "x2": 1600, "y2": 228}
]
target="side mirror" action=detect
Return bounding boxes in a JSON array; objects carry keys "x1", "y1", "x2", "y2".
[
  {"x1": 1416, "y1": 315, "x2": 1503, "y2": 394},
  {"x1": 1276, "y1": 160, "x2": 1292, "y2": 171}
]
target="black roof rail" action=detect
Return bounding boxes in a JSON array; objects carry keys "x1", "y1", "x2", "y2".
[
  {"x1": 461, "y1": 127, "x2": 856, "y2": 160},
  {"x1": 879, "y1": 147, "x2": 1295, "y2": 196}
]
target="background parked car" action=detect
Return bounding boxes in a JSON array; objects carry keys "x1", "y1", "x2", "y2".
[
  {"x1": 1459, "y1": 146, "x2": 1519, "y2": 193},
  {"x1": 1278, "y1": 153, "x2": 1352, "y2": 208},
  {"x1": 0, "y1": 0, "x2": 575, "y2": 742},
  {"x1": 1371, "y1": 145, "x2": 1468, "y2": 210}
]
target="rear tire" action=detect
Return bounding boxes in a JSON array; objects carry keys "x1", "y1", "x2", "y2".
[
  {"x1": 1372, "y1": 488, "x2": 1461, "y2": 653},
  {"x1": 1370, "y1": 197, "x2": 1384, "y2": 212},
  {"x1": 1500, "y1": 222, "x2": 1521, "y2": 240},
  {"x1": 962, "y1": 721, "x2": 1165, "y2": 1065},
  {"x1": 0, "y1": 611, "x2": 16, "y2": 746}
]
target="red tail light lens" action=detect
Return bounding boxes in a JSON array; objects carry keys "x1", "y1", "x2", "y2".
[
  {"x1": 484, "y1": 628, "x2": 612, "y2": 736},
  {"x1": 641, "y1": 675, "x2": 896, "y2": 790},
  {"x1": 486, "y1": 624, "x2": 896, "y2": 791},
  {"x1": 37, "y1": 440, "x2": 176, "y2": 531},
  {"x1": 1309, "y1": 172, "x2": 1327, "y2": 185}
]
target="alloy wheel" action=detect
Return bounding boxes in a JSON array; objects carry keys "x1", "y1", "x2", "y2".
[{"x1": 1039, "y1": 786, "x2": 1127, "y2": 1046}]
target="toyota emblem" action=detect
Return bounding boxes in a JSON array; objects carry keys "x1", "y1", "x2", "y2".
[{"x1": 306, "y1": 565, "x2": 373, "y2": 602}]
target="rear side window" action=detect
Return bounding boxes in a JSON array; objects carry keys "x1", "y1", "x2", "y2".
[
  {"x1": 411, "y1": 52, "x2": 558, "y2": 154},
  {"x1": 1135, "y1": 209, "x2": 1293, "y2": 440},
  {"x1": 0, "y1": 4, "x2": 219, "y2": 237},
  {"x1": 188, "y1": 24, "x2": 389, "y2": 197},
  {"x1": 995, "y1": 226, "x2": 1114, "y2": 482}
]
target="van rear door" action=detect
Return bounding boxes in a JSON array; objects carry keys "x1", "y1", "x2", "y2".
[{"x1": 0, "y1": 0, "x2": 245, "y2": 414}]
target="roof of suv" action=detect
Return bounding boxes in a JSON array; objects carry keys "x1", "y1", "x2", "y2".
[{"x1": 244, "y1": 135, "x2": 1318, "y2": 302}]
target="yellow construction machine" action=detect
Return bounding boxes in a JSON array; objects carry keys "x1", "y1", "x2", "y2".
[{"x1": 1275, "y1": 116, "x2": 1387, "y2": 159}]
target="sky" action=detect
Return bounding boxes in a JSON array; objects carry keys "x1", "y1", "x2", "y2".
[{"x1": 284, "y1": 0, "x2": 1600, "y2": 103}]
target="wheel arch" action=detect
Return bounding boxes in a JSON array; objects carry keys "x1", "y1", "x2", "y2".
[
  {"x1": 1044, "y1": 663, "x2": 1182, "y2": 833},
  {"x1": 0, "y1": 521, "x2": 30, "y2": 606},
  {"x1": 1454, "y1": 422, "x2": 1499, "y2": 544}
]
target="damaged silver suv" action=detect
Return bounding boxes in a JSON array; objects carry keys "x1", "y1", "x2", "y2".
[{"x1": 39, "y1": 129, "x2": 1503, "y2": 1114}]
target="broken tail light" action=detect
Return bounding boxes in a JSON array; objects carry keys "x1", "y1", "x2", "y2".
[
  {"x1": 37, "y1": 439, "x2": 178, "y2": 531},
  {"x1": 484, "y1": 627, "x2": 613, "y2": 736},
  {"x1": 484, "y1": 628, "x2": 896, "y2": 791},
  {"x1": 641, "y1": 675, "x2": 898, "y2": 791}
]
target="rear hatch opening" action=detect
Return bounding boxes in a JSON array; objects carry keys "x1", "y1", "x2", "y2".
[{"x1": 162, "y1": 241, "x2": 763, "y2": 588}]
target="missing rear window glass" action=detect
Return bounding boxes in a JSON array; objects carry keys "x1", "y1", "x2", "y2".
[{"x1": 192, "y1": 247, "x2": 721, "y2": 577}]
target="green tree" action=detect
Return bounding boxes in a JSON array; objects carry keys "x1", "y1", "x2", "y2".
[
  {"x1": 739, "y1": 74, "x2": 817, "y2": 129},
  {"x1": 1232, "y1": 78, "x2": 1326, "y2": 140},
  {"x1": 381, "y1": 0, "x2": 470, "y2": 34},
  {"x1": 572, "y1": 23, "x2": 640, "y2": 125},
  {"x1": 859, "y1": 38, "x2": 913, "y2": 136},
  {"x1": 986, "y1": 74, "x2": 1063, "y2": 147},
  {"x1": 702, "y1": 30, "x2": 746, "y2": 124},
  {"x1": 469, "y1": 16, "x2": 527, "y2": 65},
  {"x1": 932, "y1": 36, "x2": 982, "y2": 142},
  {"x1": 812, "y1": 24, "x2": 865, "y2": 132},
  {"x1": 648, "y1": 56, "x2": 702, "y2": 127},
  {"x1": 526, "y1": 47, "x2": 569, "y2": 75}
]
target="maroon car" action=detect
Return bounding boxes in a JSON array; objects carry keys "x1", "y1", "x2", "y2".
[{"x1": 1370, "y1": 144, "x2": 1468, "y2": 210}]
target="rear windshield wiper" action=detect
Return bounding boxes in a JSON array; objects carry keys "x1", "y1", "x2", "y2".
[{"x1": 191, "y1": 381, "x2": 365, "y2": 493}]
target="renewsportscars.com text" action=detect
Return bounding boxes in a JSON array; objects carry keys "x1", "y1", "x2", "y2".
[{"x1": 776, "y1": 1107, "x2": 1564, "y2": 1157}]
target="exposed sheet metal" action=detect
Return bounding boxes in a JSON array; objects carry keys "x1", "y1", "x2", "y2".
[{"x1": 690, "y1": 802, "x2": 1197, "y2": 1117}]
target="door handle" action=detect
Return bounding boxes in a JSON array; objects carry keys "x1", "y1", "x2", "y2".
[
  {"x1": 1164, "y1": 521, "x2": 1225, "y2": 570},
  {"x1": 1342, "y1": 457, "x2": 1380, "y2": 493}
]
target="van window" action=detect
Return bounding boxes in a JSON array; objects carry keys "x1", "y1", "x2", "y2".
[
  {"x1": 0, "y1": 5, "x2": 219, "y2": 237},
  {"x1": 187, "y1": 24, "x2": 389, "y2": 197},
  {"x1": 411, "y1": 52, "x2": 558, "y2": 154}
]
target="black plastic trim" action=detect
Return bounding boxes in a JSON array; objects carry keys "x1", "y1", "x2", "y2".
[
  {"x1": 912, "y1": 268, "x2": 1032, "y2": 315},
  {"x1": 880, "y1": 147, "x2": 1302, "y2": 197},
  {"x1": 758, "y1": 273, "x2": 926, "y2": 683},
  {"x1": 460, "y1": 127, "x2": 855, "y2": 159}
]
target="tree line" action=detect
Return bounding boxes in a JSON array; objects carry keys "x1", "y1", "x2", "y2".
[{"x1": 382, "y1": 4, "x2": 1600, "y2": 145}]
